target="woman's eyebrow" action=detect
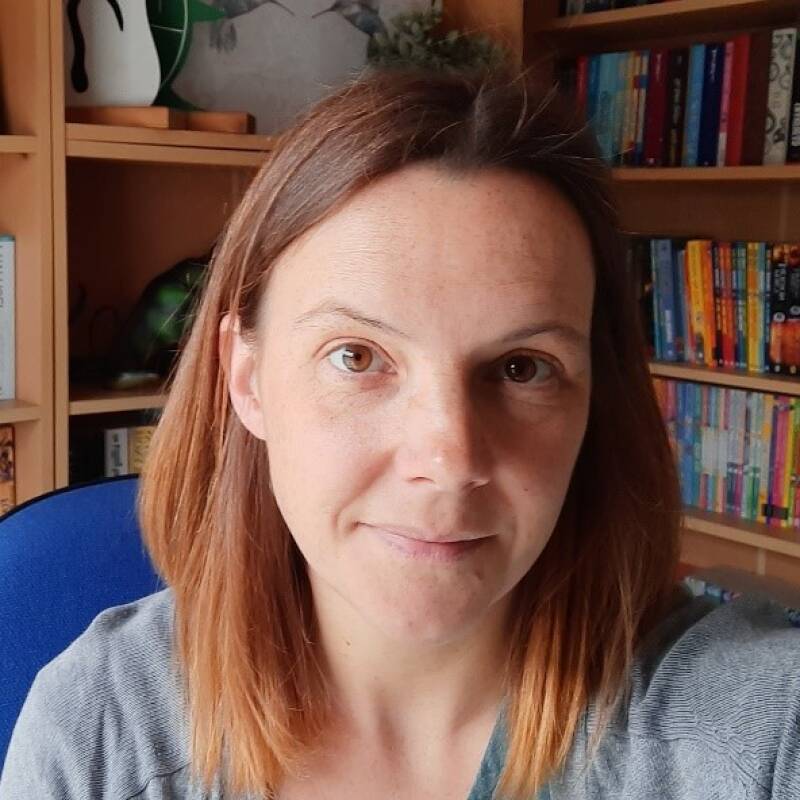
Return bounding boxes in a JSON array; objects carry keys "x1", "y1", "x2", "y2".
[{"x1": 293, "y1": 300, "x2": 589, "y2": 348}]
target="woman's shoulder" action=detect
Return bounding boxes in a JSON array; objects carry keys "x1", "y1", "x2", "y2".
[
  {"x1": 627, "y1": 589, "x2": 800, "y2": 792},
  {"x1": 0, "y1": 588, "x2": 201, "y2": 799}
]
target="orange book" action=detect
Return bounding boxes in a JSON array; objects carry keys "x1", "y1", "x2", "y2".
[{"x1": 699, "y1": 240, "x2": 717, "y2": 367}]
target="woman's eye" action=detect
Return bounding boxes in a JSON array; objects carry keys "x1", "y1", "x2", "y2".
[
  {"x1": 327, "y1": 343, "x2": 387, "y2": 374},
  {"x1": 498, "y1": 354, "x2": 555, "y2": 385},
  {"x1": 325, "y1": 345, "x2": 557, "y2": 386}
]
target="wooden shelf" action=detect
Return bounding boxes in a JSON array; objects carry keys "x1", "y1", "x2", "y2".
[
  {"x1": 0, "y1": 399, "x2": 41, "y2": 424},
  {"x1": 0, "y1": 135, "x2": 37, "y2": 155},
  {"x1": 69, "y1": 382, "x2": 167, "y2": 416},
  {"x1": 532, "y1": 0, "x2": 800, "y2": 51},
  {"x1": 683, "y1": 507, "x2": 800, "y2": 559},
  {"x1": 650, "y1": 362, "x2": 800, "y2": 396},
  {"x1": 612, "y1": 165, "x2": 800, "y2": 183},
  {"x1": 66, "y1": 124, "x2": 275, "y2": 167}
]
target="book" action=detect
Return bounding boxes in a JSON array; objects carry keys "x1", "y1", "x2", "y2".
[
  {"x1": 725, "y1": 34, "x2": 751, "y2": 166},
  {"x1": 697, "y1": 42, "x2": 725, "y2": 166},
  {"x1": 104, "y1": 427, "x2": 129, "y2": 477},
  {"x1": 665, "y1": 49, "x2": 689, "y2": 166},
  {"x1": 788, "y1": 35, "x2": 800, "y2": 162},
  {"x1": 643, "y1": 48, "x2": 669, "y2": 166},
  {"x1": 741, "y1": 30, "x2": 773, "y2": 166},
  {"x1": 716, "y1": 40, "x2": 735, "y2": 165},
  {"x1": 0, "y1": 235, "x2": 15, "y2": 401},
  {"x1": 682, "y1": 43, "x2": 706, "y2": 167},
  {"x1": 763, "y1": 27, "x2": 797, "y2": 165},
  {"x1": 128, "y1": 425, "x2": 155, "y2": 473},
  {"x1": 0, "y1": 424, "x2": 16, "y2": 516},
  {"x1": 767, "y1": 243, "x2": 800, "y2": 374}
]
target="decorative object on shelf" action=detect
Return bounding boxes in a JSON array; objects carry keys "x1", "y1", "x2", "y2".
[
  {"x1": 146, "y1": 0, "x2": 227, "y2": 110},
  {"x1": 69, "y1": 255, "x2": 209, "y2": 392},
  {"x1": 169, "y1": 0, "x2": 440, "y2": 134},
  {"x1": 64, "y1": 0, "x2": 162, "y2": 107},
  {"x1": 366, "y1": 2, "x2": 508, "y2": 73},
  {"x1": 103, "y1": 254, "x2": 209, "y2": 390}
]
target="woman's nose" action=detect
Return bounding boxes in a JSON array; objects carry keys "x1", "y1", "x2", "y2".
[{"x1": 395, "y1": 375, "x2": 492, "y2": 494}]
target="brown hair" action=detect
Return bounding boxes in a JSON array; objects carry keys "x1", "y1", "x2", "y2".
[{"x1": 138, "y1": 66, "x2": 682, "y2": 799}]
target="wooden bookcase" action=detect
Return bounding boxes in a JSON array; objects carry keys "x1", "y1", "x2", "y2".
[
  {"x1": 46, "y1": 2, "x2": 275, "y2": 492},
  {"x1": 0, "y1": 0, "x2": 55, "y2": 507},
  {"x1": 519, "y1": 0, "x2": 800, "y2": 583},
  {"x1": 9, "y1": 0, "x2": 800, "y2": 585}
]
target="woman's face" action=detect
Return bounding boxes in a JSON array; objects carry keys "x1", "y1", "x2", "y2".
[{"x1": 226, "y1": 164, "x2": 595, "y2": 646}]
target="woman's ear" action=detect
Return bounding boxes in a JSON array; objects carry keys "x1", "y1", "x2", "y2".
[{"x1": 219, "y1": 312, "x2": 267, "y2": 441}]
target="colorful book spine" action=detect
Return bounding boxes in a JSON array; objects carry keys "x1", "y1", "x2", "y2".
[
  {"x1": 712, "y1": 244, "x2": 724, "y2": 366},
  {"x1": 700, "y1": 240, "x2": 717, "y2": 366},
  {"x1": 735, "y1": 242, "x2": 748, "y2": 370},
  {"x1": 789, "y1": 36, "x2": 800, "y2": 162},
  {"x1": 633, "y1": 50, "x2": 650, "y2": 165},
  {"x1": 758, "y1": 393, "x2": 775, "y2": 523},
  {"x1": 763, "y1": 28, "x2": 798, "y2": 165},
  {"x1": 720, "y1": 243, "x2": 735, "y2": 368},
  {"x1": 726, "y1": 34, "x2": 751, "y2": 166},
  {"x1": 643, "y1": 48, "x2": 669, "y2": 165},
  {"x1": 698, "y1": 42, "x2": 725, "y2": 166},
  {"x1": 716, "y1": 39, "x2": 735, "y2": 165},
  {"x1": 682, "y1": 43, "x2": 707, "y2": 167},
  {"x1": 666, "y1": 48, "x2": 689, "y2": 166}
]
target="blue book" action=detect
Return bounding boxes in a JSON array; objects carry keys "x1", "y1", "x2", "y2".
[
  {"x1": 650, "y1": 240, "x2": 664, "y2": 358},
  {"x1": 672, "y1": 240, "x2": 687, "y2": 361},
  {"x1": 682, "y1": 43, "x2": 706, "y2": 167},
  {"x1": 756, "y1": 242, "x2": 768, "y2": 371},
  {"x1": 654, "y1": 239, "x2": 677, "y2": 360},
  {"x1": 697, "y1": 43, "x2": 725, "y2": 166},
  {"x1": 612, "y1": 51, "x2": 631, "y2": 165},
  {"x1": 586, "y1": 54, "x2": 602, "y2": 127},
  {"x1": 595, "y1": 53, "x2": 617, "y2": 162},
  {"x1": 692, "y1": 383, "x2": 703, "y2": 507}
]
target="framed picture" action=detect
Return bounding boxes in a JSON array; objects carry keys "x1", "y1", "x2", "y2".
[{"x1": 171, "y1": 0, "x2": 440, "y2": 133}]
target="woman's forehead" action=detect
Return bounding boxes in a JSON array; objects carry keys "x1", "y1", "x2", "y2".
[{"x1": 266, "y1": 164, "x2": 594, "y2": 313}]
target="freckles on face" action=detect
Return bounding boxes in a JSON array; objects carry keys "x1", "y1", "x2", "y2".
[{"x1": 253, "y1": 164, "x2": 594, "y2": 643}]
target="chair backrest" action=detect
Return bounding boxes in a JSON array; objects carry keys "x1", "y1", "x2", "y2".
[{"x1": 0, "y1": 475, "x2": 163, "y2": 765}]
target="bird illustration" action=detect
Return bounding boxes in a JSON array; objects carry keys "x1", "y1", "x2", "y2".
[
  {"x1": 207, "y1": 0, "x2": 295, "y2": 52},
  {"x1": 311, "y1": 0, "x2": 387, "y2": 38}
]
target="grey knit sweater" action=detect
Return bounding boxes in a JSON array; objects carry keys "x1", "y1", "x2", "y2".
[{"x1": 1, "y1": 586, "x2": 799, "y2": 799}]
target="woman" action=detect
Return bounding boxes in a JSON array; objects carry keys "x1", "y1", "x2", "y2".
[{"x1": 2, "y1": 68, "x2": 799, "y2": 800}]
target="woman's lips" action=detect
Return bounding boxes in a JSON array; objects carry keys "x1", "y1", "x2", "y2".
[{"x1": 367, "y1": 525, "x2": 489, "y2": 562}]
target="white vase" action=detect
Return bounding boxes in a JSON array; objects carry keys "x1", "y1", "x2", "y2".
[{"x1": 64, "y1": 0, "x2": 161, "y2": 107}]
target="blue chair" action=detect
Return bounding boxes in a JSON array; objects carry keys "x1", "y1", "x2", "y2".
[{"x1": 0, "y1": 475, "x2": 164, "y2": 765}]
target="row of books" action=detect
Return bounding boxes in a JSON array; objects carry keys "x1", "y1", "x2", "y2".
[
  {"x1": 558, "y1": 28, "x2": 800, "y2": 167},
  {"x1": 654, "y1": 378, "x2": 800, "y2": 528},
  {"x1": 69, "y1": 423, "x2": 157, "y2": 484},
  {"x1": 629, "y1": 237, "x2": 800, "y2": 374},
  {"x1": 682, "y1": 573, "x2": 800, "y2": 627},
  {"x1": 560, "y1": 0, "x2": 663, "y2": 14}
]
